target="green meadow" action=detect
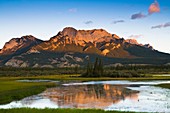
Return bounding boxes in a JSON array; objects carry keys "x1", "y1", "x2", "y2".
[
  {"x1": 0, "y1": 108, "x2": 140, "y2": 113},
  {"x1": 0, "y1": 78, "x2": 56, "y2": 104}
]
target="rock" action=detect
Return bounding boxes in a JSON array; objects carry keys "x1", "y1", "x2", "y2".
[
  {"x1": 165, "y1": 63, "x2": 170, "y2": 66},
  {"x1": 105, "y1": 63, "x2": 123, "y2": 67},
  {"x1": 33, "y1": 63, "x2": 40, "y2": 68},
  {"x1": 20, "y1": 62, "x2": 29, "y2": 67},
  {"x1": 5, "y1": 59, "x2": 24, "y2": 67},
  {"x1": 27, "y1": 48, "x2": 40, "y2": 54},
  {"x1": 41, "y1": 65, "x2": 54, "y2": 68},
  {"x1": 102, "y1": 49, "x2": 110, "y2": 56},
  {"x1": 74, "y1": 57, "x2": 83, "y2": 62},
  {"x1": 144, "y1": 44, "x2": 154, "y2": 50},
  {"x1": 125, "y1": 39, "x2": 139, "y2": 45}
]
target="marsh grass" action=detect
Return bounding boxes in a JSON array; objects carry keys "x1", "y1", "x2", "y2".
[
  {"x1": 0, "y1": 80, "x2": 56, "y2": 104},
  {"x1": 1, "y1": 74, "x2": 170, "y2": 81},
  {"x1": 0, "y1": 74, "x2": 170, "y2": 105},
  {"x1": 0, "y1": 108, "x2": 138, "y2": 113},
  {"x1": 155, "y1": 83, "x2": 170, "y2": 89}
]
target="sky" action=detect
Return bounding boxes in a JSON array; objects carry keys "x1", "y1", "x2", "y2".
[{"x1": 0, "y1": 0, "x2": 170, "y2": 53}]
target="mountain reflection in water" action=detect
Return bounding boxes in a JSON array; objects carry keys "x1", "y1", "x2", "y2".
[{"x1": 41, "y1": 84, "x2": 139, "y2": 109}]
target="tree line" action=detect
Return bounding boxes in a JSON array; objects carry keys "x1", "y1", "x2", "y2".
[{"x1": 0, "y1": 61, "x2": 170, "y2": 77}]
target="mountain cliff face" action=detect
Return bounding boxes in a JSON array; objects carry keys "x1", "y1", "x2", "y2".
[
  {"x1": 0, "y1": 35, "x2": 43, "y2": 55},
  {"x1": 1, "y1": 27, "x2": 170, "y2": 67},
  {"x1": 32, "y1": 27, "x2": 133, "y2": 58},
  {"x1": 125, "y1": 39, "x2": 139, "y2": 45},
  {"x1": 0, "y1": 35, "x2": 43, "y2": 66}
]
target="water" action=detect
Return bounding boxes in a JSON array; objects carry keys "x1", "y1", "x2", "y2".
[
  {"x1": 17, "y1": 79, "x2": 59, "y2": 83},
  {"x1": 0, "y1": 80, "x2": 170, "y2": 112}
]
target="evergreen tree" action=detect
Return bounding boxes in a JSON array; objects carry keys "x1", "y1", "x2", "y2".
[
  {"x1": 86, "y1": 61, "x2": 90, "y2": 76},
  {"x1": 93, "y1": 57, "x2": 99, "y2": 77},
  {"x1": 98, "y1": 58, "x2": 104, "y2": 77},
  {"x1": 82, "y1": 57, "x2": 104, "y2": 77}
]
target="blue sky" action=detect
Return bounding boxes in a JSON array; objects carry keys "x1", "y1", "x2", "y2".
[{"x1": 0, "y1": 0, "x2": 170, "y2": 53}]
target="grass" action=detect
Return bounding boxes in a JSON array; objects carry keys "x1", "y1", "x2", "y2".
[
  {"x1": 0, "y1": 108, "x2": 138, "y2": 113},
  {"x1": 155, "y1": 83, "x2": 170, "y2": 89},
  {"x1": 1, "y1": 74, "x2": 170, "y2": 81},
  {"x1": 0, "y1": 79, "x2": 56, "y2": 105},
  {"x1": 0, "y1": 74, "x2": 170, "y2": 105},
  {"x1": 0, "y1": 74, "x2": 169, "y2": 112}
]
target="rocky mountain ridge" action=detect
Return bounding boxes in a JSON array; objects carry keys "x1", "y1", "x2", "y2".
[
  {"x1": 0, "y1": 35, "x2": 43, "y2": 55},
  {"x1": 0, "y1": 27, "x2": 169, "y2": 67},
  {"x1": 30, "y1": 27, "x2": 149, "y2": 58}
]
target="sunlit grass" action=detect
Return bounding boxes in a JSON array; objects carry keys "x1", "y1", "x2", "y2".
[
  {"x1": 0, "y1": 80, "x2": 55, "y2": 92},
  {"x1": 0, "y1": 79, "x2": 56, "y2": 104},
  {"x1": 1, "y1": 74, "x2": 170, "y2": 81}
]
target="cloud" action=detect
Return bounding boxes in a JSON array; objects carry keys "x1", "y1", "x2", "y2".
[
  {"x1": 131, "y1": 0, "x2": 160, "y2": 20},
  {"x1": 164, "y1": 22, "x2": 170, "y2": 27},
  {"x1": 68, "y1": 8, "x2": 77, "y2": 13},
  {"x1": 151, "y1": 22, "x2": 170, "y2": 29},
  {"x1": 151, "y1": 25, "x2": 163, "y2": 29},
  {"x1": 148, "y1": 0, "x2": 160, "y2": 14},
  {"x1": 131, "y1": 12, "x2": 146, "y2": 20},
  {"x1": 128, "y1": 35, "x2": 143, "y2": 39},
  {"x1": 112, "y1": 20, "x2": 125, "y2": 24},
  {"x1": 84, "y1": 21, "x2": 93, "y2": 25}
]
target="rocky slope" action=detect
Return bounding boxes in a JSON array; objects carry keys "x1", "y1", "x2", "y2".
[
  {"x1": 1, "y1": 27, "x2": 170, "y2": 67},
  {"x1": 0, "y1": 35, "x2": 43, "y2": 55},
  {"x1": 0, "y1": 35, "x2": 43, "y2": 66},
  {"x1": 32, "y1": 27, "x2": 135, "y2": 58}
]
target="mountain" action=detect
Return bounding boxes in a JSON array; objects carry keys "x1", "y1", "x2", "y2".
[
  {"x1": 0, "y1": 27, "x2": 170, "y2": 67},
  {"x1": 0, "y1": 35, "x2": 43, "y2": 65},
  {"x1": 32, "y1": 27, "x2": 132, "y2": 58},
  {"x1": 0, "y1": 35, "x2": 43, "y2": 55}
]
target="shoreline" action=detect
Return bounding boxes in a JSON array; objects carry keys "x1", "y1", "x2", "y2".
[{"x1": 0, "y1": 74, "x2": 169, "y2": 113}]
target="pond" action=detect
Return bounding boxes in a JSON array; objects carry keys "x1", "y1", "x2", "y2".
[{"x1": 0, "y1": 80, "x2": 170, "y2": 112}]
